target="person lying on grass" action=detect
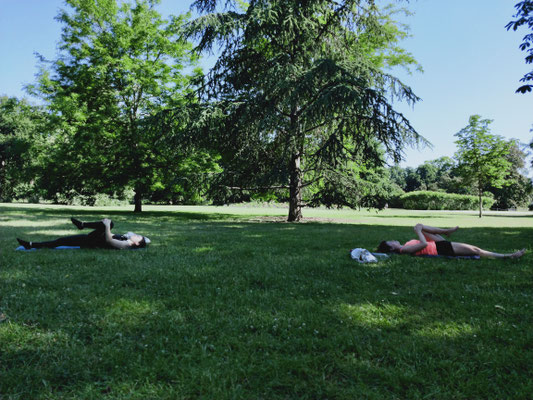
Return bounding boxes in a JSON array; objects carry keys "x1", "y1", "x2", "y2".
[
  {"x1": 377, "y1": 223, "x2": 526, "y2": 259},
  {"x1": 17, "y1": 218, "x2": 149, "y2": 250}
]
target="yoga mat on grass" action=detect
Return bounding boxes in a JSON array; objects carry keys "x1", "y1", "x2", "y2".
[
  {"x1": 15, "y1": 246, "x2": 145, "y2": 251},
  {"x1": 16, "y1": 246, "x2": 80, "y2": 251}
]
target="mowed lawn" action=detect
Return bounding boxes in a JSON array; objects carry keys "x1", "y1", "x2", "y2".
[{"x1": 1, "y1": 204, "x2": 532, "y2": 399}]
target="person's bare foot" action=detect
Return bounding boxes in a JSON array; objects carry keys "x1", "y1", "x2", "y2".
[
  {"x1": 510, "y1": 248, "x2": 526, "y2": 259},
  {"x1": 446, "y1": 226, "x2": 459, "y2": 236}
]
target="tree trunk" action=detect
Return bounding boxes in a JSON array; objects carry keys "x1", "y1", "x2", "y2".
[
  {"x1": 134, "y1": 190, "x2": 142, "y2": 213},
  {"x1": 288, "y1": 152, "x2": 303, "y2": 222},
  {"x1": 478, "y1": 190, "x2": 482, "y2": 218}
]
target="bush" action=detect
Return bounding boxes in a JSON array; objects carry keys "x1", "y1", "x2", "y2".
[
  {"x1": 399, "y1": 191, "x2": 495, "y2": 210},
  {"x1": 53, "y1": 190, "x2": 133, "y2": 207}
]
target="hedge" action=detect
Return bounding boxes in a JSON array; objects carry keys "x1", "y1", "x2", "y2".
[{"x1": 399, "y1": 191, "x2": 495, "y2": 210}]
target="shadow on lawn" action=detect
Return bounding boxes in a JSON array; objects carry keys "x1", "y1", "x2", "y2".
[
  {"x1": 2, "y1": 210, "x2": 532, "y2": 398},
  {"x1": 0, "y1": 204, "x2": 239, "y2": 222}
]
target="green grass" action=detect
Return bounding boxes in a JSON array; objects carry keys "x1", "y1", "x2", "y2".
[{"x1": 1, "y1": 204, "x2": 532, "y2": 399}]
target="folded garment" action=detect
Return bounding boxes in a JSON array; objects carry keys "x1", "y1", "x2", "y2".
[{"x1": 349, "y1": 249, "x2": 390, "y2": 263}]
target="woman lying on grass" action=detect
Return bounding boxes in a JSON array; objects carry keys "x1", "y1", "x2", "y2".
[
  {"x1": 17, "y1": 218, "x2": 149, "y2": 250},
  {"x1": 377, "y1": 223, "x2": 526, "y2": 259}
]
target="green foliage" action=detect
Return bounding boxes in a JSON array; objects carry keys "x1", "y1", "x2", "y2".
[
  {"x1": 304, "y1": 152, "x2": 404, "y2": 210},
  {"x1": 52, "y1": 189, "x2": 134, "y2": 206},
  {"x1": 488, "y1": 139, "x2": 533, "y2": 209},
  {"x1": 389, "y1": 146, "x2": 532, "y2": 210},
  {"x1": 0, "y1": 97, "x2": 45, "y2": 202},
  {"x1": 0, "y1": 205, "x2": 531, "y2": 399},
  {"x1": 454, "y1": 115, "x2": 512, "y2": 217},
  {"x1": 28, "y1": 0, "x2": 198, "y2": 211},
  {"x1": 390, "y1": 157, "x2": 462, "y2": 194},
  {"x1": 187, "y1": 0, "x2": 426, "y2": 221},
  {"x1": 399, "y1": 190, "x2": 495, "y2": 211},
  {"x1": 506, "y1": 1, "x2": 533, "y2": 93},
  {"x1": 146, "y1": 148, "x2": 222, "y2": 205}
]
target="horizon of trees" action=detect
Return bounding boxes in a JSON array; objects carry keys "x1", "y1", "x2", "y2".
[
  {"x1": 388, "y1": 135, "x2": 533, "y2": 210},
  {"x1": 3, "y1": 92, "x2": 531, "y2": 210}
]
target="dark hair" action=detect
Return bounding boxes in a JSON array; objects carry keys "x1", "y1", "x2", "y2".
[
  {"x1": 131, "y1": 236, "x2": 147, "y2": 249},
  {"x1": 377, "y1": 240, "x2": 395, "y2": 253}
]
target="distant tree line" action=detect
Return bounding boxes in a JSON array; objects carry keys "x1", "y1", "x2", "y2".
[{"x1": 388, "y1": 131, "x2": 533, "y2": 211}]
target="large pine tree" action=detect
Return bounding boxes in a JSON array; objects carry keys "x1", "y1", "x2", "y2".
[{"x1": 188, "y1": 0, "x2": 426, "y2": 221}]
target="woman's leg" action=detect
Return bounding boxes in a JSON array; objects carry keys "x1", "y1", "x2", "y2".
[
  {"x1": 451, "y1": 242, "x2": 526, "y2": 259},
  {"x1": 417, "y1": 224, "x2": 459, "y2": 242}
]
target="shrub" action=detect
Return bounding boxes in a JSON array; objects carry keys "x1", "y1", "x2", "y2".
[{"x1": 399, "y1": 191, "x2": 495, "y2": 210}]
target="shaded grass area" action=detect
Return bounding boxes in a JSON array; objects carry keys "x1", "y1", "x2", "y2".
[{"x1": 1, "y1": 205, "x2": 532, "y2": 399}]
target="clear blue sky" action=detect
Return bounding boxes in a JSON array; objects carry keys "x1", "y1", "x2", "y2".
[{"x1": 1, "y1": 0, "x2": 532, "y2": 169}]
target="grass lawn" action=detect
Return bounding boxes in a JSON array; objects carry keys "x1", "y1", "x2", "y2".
[{"x1": 1, "y1": 204, "x2": 532, "y2": 399}]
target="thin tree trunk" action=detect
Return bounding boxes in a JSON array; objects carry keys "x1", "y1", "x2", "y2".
[
  {"x1": 288, "y1": 152, "x2": 303, "y2": 222},
  {"x1": 478, "y1": 190, "x2": 482, "y2": 218},
  {"x1": 134, "y1": 190, "x2": 142, "y2": 213}
]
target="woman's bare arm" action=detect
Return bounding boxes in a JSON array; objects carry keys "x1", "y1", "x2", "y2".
[
  {"x1": 400, "y1": 224, "x2": 428, "y2": 254},
  {"x1": 102, "y1": 218, "x2": 130, "y2": 249}
]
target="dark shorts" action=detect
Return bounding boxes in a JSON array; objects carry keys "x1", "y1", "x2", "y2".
[{"x1": 436, "y1": 240, "x2": 455, "y2": 257}]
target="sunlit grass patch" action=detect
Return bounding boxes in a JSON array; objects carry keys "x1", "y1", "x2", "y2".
[
  {"x1": 338, "y1": 302, "x2": 409, "y2": 330},
  {"x1": 416, "y1": 321, "x2": 478, "y2": 339}
]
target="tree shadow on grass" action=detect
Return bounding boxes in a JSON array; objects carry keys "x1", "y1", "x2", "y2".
[
  {"x1": 1, "y1": 212, "x2": 532, "y2": 399},
  {"x1": 0, "y1": 204, "x2": 241, "y2": 222}
]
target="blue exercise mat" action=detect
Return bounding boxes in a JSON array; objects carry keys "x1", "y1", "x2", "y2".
[
  {"x1": 16, "y1": 245, "x2": 81, "y2": 251},
  {"x1": 15, "y1": 245, "x2": 145, "y2": 251}
]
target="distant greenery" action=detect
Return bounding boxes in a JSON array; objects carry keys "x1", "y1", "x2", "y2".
[
  {"x1": 389, "y1": 123, "x2": 532, "y2": 211},
  {"x1": 0, "y1": 97, "x2": 45, "y2": 202},
  {"x1": 1, "y1": 205, "x2": 532, "y2": 399},
  {"x1": 399, "y1": 191, "x2": 495, "y2": 211}
]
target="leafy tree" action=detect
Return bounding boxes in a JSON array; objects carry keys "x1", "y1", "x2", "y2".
[
  {"x1": 187, "y1": 0, "x2": 425, "y2": 221},
  {"x1": 29, "y1": 0, "x2": 197, "y2": 211},
  {"x1": 388, "y1": 164, "x2": 407, "y2": 190},
  {"x1": 304, "y1": 144, "x2": 404, "y2": 210},
  {"x1": 417, "y1": 156, "x2": 464, "y2": 194},
  {"x1": 404, "y1": 167, "x2": 422, "y2": 192},
  {"x1": 429, "y1": 156, "x2": 460, "y2": 192},
  {"x1": 488, "y1": 139, "x2": 533, "y2": 209},
  {"x1": 388, "y1": 157, "x2": 463, "y2": 195},
  {"x1": 415, "y1": 162, "x2": 438, "y2": 191},
  {"x1": 454, "y1": 115, "x2": 512, "y2": 217},
  {"x1": 0, "y1": 97, "x2": 45, "y2": 201},
  {"x1": 506, "y1": 1, "x2": 533, "y2": 93}
]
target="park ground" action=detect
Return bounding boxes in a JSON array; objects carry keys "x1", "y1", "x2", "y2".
[{"x1": 1, "y1": 204, "x2": 532, "y2": 399}]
